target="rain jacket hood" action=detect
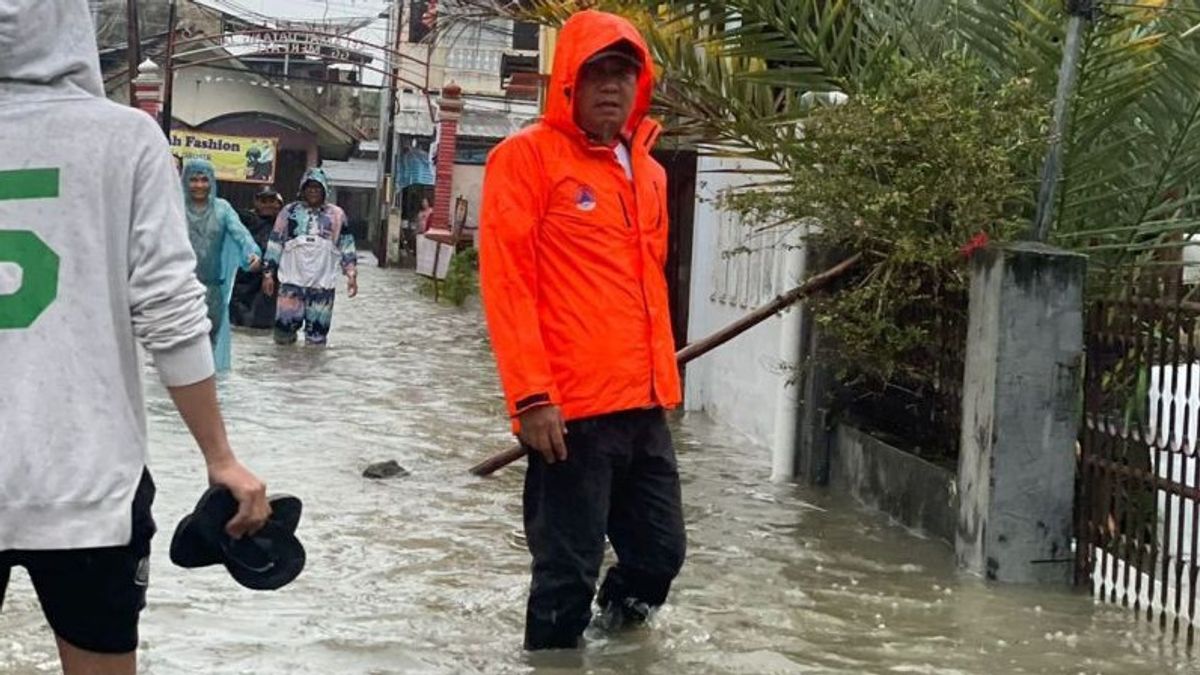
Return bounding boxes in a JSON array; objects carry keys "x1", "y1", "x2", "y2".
[
  {"x1": 0, "y1": 0, "x2": 104, "y2": 99},
  {"x1": 299, "y1": 167, "x2": 332, "y2": 203},
  {"x1": 544, "y1": 10, "x2": 657, "y2": 144},
  {"x1": 182, "y1": 158, "x2": 221, "y2": 208}
]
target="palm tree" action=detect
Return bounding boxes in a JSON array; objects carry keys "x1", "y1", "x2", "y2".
[{"x1": 446, "y1": 0, "x2": 1200, "y2": 269}]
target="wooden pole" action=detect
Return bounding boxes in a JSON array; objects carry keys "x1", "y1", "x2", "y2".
[
  {"x1": 160, "y1": 0, "x2": 177, "y2": 138},
  {"x1": 126, "y1": 0, "x2": 141, "y2": 107},
  {"x1": 379, "y1": 0, "x2": 404, "y2": 267},
  {"x1": 467, "y1": 253, "x2": 862, "y2": 477}
]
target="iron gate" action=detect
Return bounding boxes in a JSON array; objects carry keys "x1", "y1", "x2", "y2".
[{"x1": 1078, "y1": 263, "x2": 1200, "y2": 643}]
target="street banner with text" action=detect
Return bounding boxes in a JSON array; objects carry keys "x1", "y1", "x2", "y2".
[{"x1": 170, "y1": 130, "x2": 278, "y2": 184}]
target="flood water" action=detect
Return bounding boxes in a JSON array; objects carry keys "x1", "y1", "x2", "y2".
[{"x1": 0, "y1": 259, "x2": 1193, "y2": 673}]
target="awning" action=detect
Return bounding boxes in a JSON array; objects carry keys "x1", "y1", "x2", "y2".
[{"x1": 323, "y1": 158, "x2": 379, "y2": 190}]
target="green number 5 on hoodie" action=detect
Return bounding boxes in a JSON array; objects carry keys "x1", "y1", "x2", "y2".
[{"x1": 0, "y1": 168, "x2": 61, "y2": 330}]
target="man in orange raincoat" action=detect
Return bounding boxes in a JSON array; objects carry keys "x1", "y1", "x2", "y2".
[{"x1": 479, "y1": 10, "x2": 687, "y2": 650}]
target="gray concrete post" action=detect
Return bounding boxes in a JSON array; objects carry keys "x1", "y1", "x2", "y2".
[
  {"x1": 956, "y1": 242, "x2": 1086, "y2": 583},
  {"x1": 795, "y1": 321, "x2": 836, "y2": 486},
  {"x1": 794, "y1": 248, "x2": 840, "y2": 486}
]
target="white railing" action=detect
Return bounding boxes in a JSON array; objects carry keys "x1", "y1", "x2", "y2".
[
  {"x1": 443, "y1": 46, "x2": 503, "y2": 75},
  {"x1": 711, "y1": 209, "x2": 793, "y2": 309}
]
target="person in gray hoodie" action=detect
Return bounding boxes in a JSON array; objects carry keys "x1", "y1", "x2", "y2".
[{"x1": 0, "y1": 2, "x2": 271, "y2": 673}]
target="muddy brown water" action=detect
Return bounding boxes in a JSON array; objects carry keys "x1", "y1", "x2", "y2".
[{"x1": 0, "y1": 261, "x2": 1190, "y2": 674}]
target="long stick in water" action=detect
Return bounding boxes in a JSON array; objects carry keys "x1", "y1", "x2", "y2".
[{"x1": 468, "y1": 253, "x2": 862, "y2": 477}]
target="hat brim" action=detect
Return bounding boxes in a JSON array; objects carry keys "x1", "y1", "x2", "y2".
[
  {"x1": 268, "y1": 494, "x2": 302, "y2": 534},
  {"x1": 222, "y1": 522, "x2": 307, "y2": 591},
  {"x1": 583, "y1": 46, "x2": 643, "y2": 72},
  {"x1": 169, "y1": 512, "x2": 222, "y2": 568},
  {"x1": 169, "y1": 486, "x2": 236, "y2": 569}
]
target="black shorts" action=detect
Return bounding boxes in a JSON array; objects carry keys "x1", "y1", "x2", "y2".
[{"x1": 0, "y1": 469, "x2": 156, "y2": 654}]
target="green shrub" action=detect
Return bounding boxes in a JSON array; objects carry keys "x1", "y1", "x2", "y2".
[
  {"x1": 723, "y1": 63, "x2": 1049, "y2": 387},
  {"x1": 440, "y1": 247, "x2": 479, "y2": 307}
]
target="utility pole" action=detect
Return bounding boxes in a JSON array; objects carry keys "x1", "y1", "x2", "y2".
[
  {"x1": 373, "y1": 0, "x2": 403, "y2": 267},
  {"x1": 161, "y1": 0, "x2": 177, "y2": 138},
  {"x1": 1031, "y1": 0, "x2": 1096, "y2": 242},
  {"x1": 125, "y1": 0, "x2": 141, "y2": 107}
]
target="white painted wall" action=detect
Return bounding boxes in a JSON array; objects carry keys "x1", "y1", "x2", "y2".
[
  {"x1": 452, "y1": 164, "x2": 485, "y2": 232},
  {"x1": 685, "y1": 155, "x2": 806, "y2": 471}
]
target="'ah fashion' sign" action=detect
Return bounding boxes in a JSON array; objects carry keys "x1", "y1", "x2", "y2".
[{"x1": 170, "y1": 130, "x2": 278, "y2": 185}]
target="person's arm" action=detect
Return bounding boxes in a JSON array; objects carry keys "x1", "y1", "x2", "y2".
[
  {"x1": 168, "y1": 378, "x2": 270, "y2": 536},
  {"x1": 478, "y1": 138, "x2": 567, "y2": 462},
  {"x1": 126, "y1": 118, "x2": 269, "y2": 536},
  {"x1": 221, "y1": 202, "x2": 261, "y2": 271},
  {"x1": 261, "y1": 205, "x2": 291, "y2": 296}
]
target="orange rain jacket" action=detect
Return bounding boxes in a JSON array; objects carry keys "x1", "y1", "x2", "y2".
[{"x1": 479, "y1": 10, "x2": 682, "y2": 426}]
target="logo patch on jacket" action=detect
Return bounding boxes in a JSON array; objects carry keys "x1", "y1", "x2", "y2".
[{"x1": 575, "y1": 186, "x2": 597, "y2": 212}]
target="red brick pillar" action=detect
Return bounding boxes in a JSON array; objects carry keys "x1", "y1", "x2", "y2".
[
  {"x1": 432, "y1": 83, "x2": 463, "y2": 232},
  {"x1": 132, "y1": 59, "x2": 163, "y2": 119}
]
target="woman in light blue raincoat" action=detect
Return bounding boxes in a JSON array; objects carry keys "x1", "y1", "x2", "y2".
[{"x1": 181, "y1": 158, "x2": 261, "y2": 371}]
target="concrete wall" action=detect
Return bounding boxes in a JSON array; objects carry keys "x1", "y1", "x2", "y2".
[
  {"x1": 684, "y1": 155, "x2": 805, "y2": 462},
  {"x1": 452, "y1": 164, "x2": 484, "y2": 235},
  {"x1": 832, "y1": 424, "x2": 958, "y2": 544}
]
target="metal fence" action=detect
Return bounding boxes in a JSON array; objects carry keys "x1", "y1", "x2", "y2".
[
  {"x1": 844, "y1": 285, "x2": 968, "y2": 465},
  {"x1": 1077, "y1": 264, "x2": 1200, "y2": 643}
]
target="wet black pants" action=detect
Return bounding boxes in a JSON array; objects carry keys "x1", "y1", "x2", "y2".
[{"x1": 523, "y1": 408, "x2": 687, "y2": 650}]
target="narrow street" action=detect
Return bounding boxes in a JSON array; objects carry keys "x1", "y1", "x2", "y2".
[{"x1": 0, "y1": 259, "x2": 1187, "y2": 674}]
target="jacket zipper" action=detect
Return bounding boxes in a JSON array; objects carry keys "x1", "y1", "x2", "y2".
[
  {"x1": 622, "y1": 187, "x2": 658, "y2": 405},
  {"x1": 618, "y1": 194, "x2": 633, "y2": 229}
]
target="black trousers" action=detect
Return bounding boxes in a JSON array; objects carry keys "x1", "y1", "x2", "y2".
[{"x1": 523, "y1": 408, "x2": 687, "y2": 650}]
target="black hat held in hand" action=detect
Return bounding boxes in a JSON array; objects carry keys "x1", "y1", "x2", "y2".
[{"x1": 170, "y1": 486, "x2": 306, "y2": 591}]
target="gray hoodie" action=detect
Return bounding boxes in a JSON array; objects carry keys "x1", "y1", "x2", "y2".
[{"x1": 0, "y1": 0, "x2": 214, "y2": 550}]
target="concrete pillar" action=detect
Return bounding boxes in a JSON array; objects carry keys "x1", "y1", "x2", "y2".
[
  {"x1": 794, "y1": 247, "x2": 841, "y2": 486},
  {"x1": 770, "y1": 230, "x2": 807, "y2": 483},
  {"x1": 431, "y1": 83, "x2": 463, "y2": 232},
  {"x1": 956, "y1": 242, "x2": 1085, "y2": 584},
  {"x1": 132, "y1": 59, "x2": 163, "y2": 120}
]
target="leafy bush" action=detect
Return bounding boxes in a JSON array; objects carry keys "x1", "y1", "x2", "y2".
[
  {"x1": 440, "y1": 247, "x2": 479, "y2": 307},
  {"x1": 724, "y1": 64, "x2": 1048, "y2": 386}
]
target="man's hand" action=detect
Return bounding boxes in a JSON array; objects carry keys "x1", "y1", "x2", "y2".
[
  {"x1": 347, "y1": 274, "x2": 359, "y2": 298},
  {"x1": 262, "y1": 273, "x2": 276, "y2": 297},
  {"x1": 166, "y1": 377, "x2": 271, "y2": 539},
  {"x1": 519, "y1": 405, "x2": 568, "y2": 464},
  {"x1": 247, "y1": 254, "x2": 262, "y2": 272},
  {"x1": 207, "y1": 458, "x2": 270, "y2": 539}
]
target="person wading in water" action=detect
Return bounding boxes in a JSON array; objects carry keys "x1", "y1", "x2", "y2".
[
  {"x1": 0, "y1": 2, "x2": 270, "y2": 672},
  {"x1": 181, "y1": 158, "x2": 261, "y2": 371},
  {"x1": 479, "y1": 9, "x2": 687, "y2": 651},
  {"x1": 262, "y1": 168, "x2": 358, "y2": 346},
  {"x1": 231, "y1": 187, "x2": 283, "y2": 329}
]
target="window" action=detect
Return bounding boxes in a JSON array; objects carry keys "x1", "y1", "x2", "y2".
[
  {"x1": 512, "y1": 21, "x2": 539, "y2": 51},
  {"x1": 454, "y1": 138, "x2": 497, "y2": 166}
]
